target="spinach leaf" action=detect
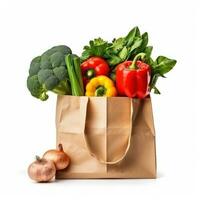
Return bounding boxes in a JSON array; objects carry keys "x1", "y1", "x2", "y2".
[
  {"x1": 127, "y1": 37, "x2": 143, "y2": 59},
  {"x1": 150, "y1": 56, "x2": 177, "y2": 92},
  {"x1": 134, "y1": 32, "x2": 148, "y2": 54},
  {"x1": 144, "y1": 46, "x2": 153, "y2": 58},
  {"x1": 153, "y1": 56, "x2": 177, "y2": 75},
  {"x1": 141, "y1": 32, "x2": 148, "y2": 49},
  {"x1": 125, "y1": 26, "x2": 140, "y2": 47},
  {"x1": 107, "y1": 55, "x2": 122, "y2": 66},
  {"x1": 119, "y1": 47, "x2": 128, "y2": 61}
]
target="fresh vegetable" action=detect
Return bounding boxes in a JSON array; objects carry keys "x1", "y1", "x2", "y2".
[
  {"x1": 149, "y1": 56, "x2": 177, "y2": 94},
  {"x1": 81, "y1": 27, "x2": 147, "y2": 67},
  {"x1": 27, "y1": 27, "x2": 177, "y2": 100},
  {"x1": 43, "y1": 144, "x2": 70, "y2": 170},
  {"x1": 81, "y1": 57, "x2": 110, "y2": 86},
  {"x1": 27, "y1": 45, "x2": 72, "y2": 101},
  {"x1": 81, "y1": 38, "x2": 110, "y2": 62},
  {"x1": 85, "y1": 75, "x2": 117, "y2": 97},
  {"x1": 65, "y1": 54, "x2": 84, "y2": 96},
  {"x1": 28, "y1": 156, "x2": 56, "y2": 182},
  {"x1": 116, "y1": 53, "x2": 150, "y2": 98},
  {"x1": 81, "y1": 27, "x2": 177, "y2": 94}
]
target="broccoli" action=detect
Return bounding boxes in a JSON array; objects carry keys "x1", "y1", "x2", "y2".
[{"x1": 27, "y1": 45, "x2": 72, "y2": 101}]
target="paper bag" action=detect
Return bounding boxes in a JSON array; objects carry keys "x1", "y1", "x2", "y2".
[{"x1": 56, "y1": 95, "x2": 156, "y2": 178}]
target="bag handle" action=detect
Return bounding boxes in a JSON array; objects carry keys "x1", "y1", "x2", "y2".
[{"x1": 80, "y1": 97, "x2": 134, "y2": 165}]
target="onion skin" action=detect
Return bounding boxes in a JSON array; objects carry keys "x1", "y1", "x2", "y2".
[
  {"x1": 28, "y1": 156, "x2": 56, "y2": 182},
  {"x1": 43, "y1": 144, "x2": 70, "y2": 170}
]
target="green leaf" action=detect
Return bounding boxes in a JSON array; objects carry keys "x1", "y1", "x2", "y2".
[
  {"x1": 105, "y1": 37, "x2": 125, "y2": 55},
  {"x1": 107, "y1": 55, "x2": 122, "y2": 66},
  {"x1": 81, "y1": 38, "x2": 110, "y2": 62},
  {"x1": 81, "y1": 50, "x2": 91, "y2": 61},
  {"x1": 130, "y1": 37, "x2": 143, "y2": 52},
  {"x1": 150, "y1": 74, "x2": 161, "y2": 94},
  {"x1": 153, "y1": 86, "x2": 161, "y2": 94},
  {"x1": 135, "y1": 32, "x2": 148, "y2": 54},
  {"x1": 112, "y1": 38, "x2": 125, "y2": 52},
  {"x1": 153, "y1": 56, "x2": 177, "y2": 75},
  {"x1": 150, "y1": 73, "x2": 159, "y2": 90},
  {"x1": 119, "y1": 47, "x2": 128, "y2": 61},
  {"x1": 150, "y1": 56, "x2": 177, "y2": 94},
  {"x1": 93, "y1": 38, "x2": 106, "y2": 45},
  {"x1": 144, "y1": 46, "x2": 153, "y2": 65},
  {"x1": 125, "y1": 26, "x2": 140, "y2": 47},
  {"x1": 127, "y1": 37, "x2": 143, "y2": 59},
  {"x1": 144, "y1": 46, "x2": 153, "y2": 58}
]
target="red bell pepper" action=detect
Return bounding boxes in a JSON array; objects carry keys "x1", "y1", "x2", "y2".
[
  {"x1": 116, "y1": 53, "x2": 151, "y2": 98},
  {"x1": 81, "y1": 57, "x2": 110, "y2": 86}
]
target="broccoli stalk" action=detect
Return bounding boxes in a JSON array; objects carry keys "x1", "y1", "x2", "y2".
[{"x1": 52, "y1": 80, "x2": 71, "y2": 95}]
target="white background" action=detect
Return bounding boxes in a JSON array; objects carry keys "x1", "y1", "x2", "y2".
[{"x1": 0, "y1": 0, "x2": 199, "y2": 199}]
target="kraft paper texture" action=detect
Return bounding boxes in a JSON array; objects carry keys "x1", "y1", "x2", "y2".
[{"x1": 56, "y1": 95, "x2": 156, "y2": 179}]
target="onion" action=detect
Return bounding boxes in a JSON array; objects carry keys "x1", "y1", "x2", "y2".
[
  {"x1": 43, "y1": 144, "x2": 70, "y2": 170},
  {"x1": 28, "y1": 156, "x2": 56, "y2": 182}
]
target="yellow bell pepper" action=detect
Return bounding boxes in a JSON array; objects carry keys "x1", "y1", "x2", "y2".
[{"x1": 85, "y1": 75, "x2": 117, "y2": 97}]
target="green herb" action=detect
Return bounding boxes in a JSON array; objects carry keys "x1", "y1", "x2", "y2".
[
  {"x1": 81, "y1": 27, "x2": 149, "y2": 68},
  {"x1": 81, "y1": 38, "x2": 110, "y2": 62},
  {"x1": 150, "y1": 56, "x2": 177, "y2": 94}
]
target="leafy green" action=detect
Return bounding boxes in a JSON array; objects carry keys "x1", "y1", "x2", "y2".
[
  {"x1": 153, "y1": 56, "x2": 177, "y2": 75},
  {"x1": 126, "y1": 37, "x2": 143, "y2": 59},
  {"x1": 150, "y1": 56, "x2": 177, "y2": 94},
  {"x1": 134, "y1": 32, "x2": 148, "y2": 54},
  {"x1": 80, "y1": 26, "x2": 177, "y2": 95},
  {"x1": 144, "y1": 46, "x2": 153, "y2": 58},
  {"x1": 125, "y1": 26, "x2": 140, "y2": 47},
  {"x1": 119, "y1": 47, "x2": 128, "y2": 60},
  {"x1": 81, "y1": 38, "x2": 110, "y2": 62},
  {"x1": 104, "y1": 38, "x2": 127, "y2": 66},
  {"x1": 81, "y1": 26, "x2": 149, "y2": 67},
  {"x1": 107, "y1": 38, "x2": 125, "y2": 54}
]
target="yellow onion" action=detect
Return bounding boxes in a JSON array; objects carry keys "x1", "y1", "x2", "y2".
[
  {"x1": 43, "y1": 144, "x2": 70, "y2": 170},
  {"x1": 28, "y1": 156, "x2": 56, "y2": 182}
]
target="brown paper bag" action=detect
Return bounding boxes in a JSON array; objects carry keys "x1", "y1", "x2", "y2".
[{"x1": 56, "y1": 95, "x2": 156, "y2": 179}]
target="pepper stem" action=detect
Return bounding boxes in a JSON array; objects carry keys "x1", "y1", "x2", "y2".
[
  {"x1": 95, "y1": 86, "x2": 106, "y2": 96},
  {"x1": 129, "y1": 53, "x2": 146, "y2": 69},
  {"x1": 86, "y1": 69, "x2": 95, "y2": 79}
]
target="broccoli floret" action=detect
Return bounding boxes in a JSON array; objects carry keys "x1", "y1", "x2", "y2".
[
  {"x1": 27, "y1": 45, "x2": 72, "y2": 100},
  {"x1": 38, "y1": 69, "x2": 54, "y2": 84},
  {"x1": 29, "y1": 56, "x2": 41, "y2": 76},
  {"x1": 53, "y1": 66, "x2": 68, "y2": 81},
  {"x1": 27, "y1": 75, "x2": 48, "y2": 101},
  {"x1": 50, "y1": 52, "x2": 64, "y2": 68},
  {"x1": 44, "y1": 75, "x2": 59, "y2": 90}
]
